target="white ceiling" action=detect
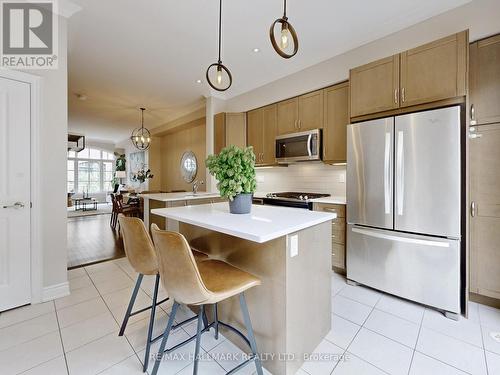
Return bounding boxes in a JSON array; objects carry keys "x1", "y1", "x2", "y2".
[{"x1": 68, "y1": 0, "x2": 470, "y2": 142}]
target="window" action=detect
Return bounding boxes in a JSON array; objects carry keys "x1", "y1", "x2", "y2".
[{"x1": 67, "y1": 148, "x2": 116, "y2": 193}]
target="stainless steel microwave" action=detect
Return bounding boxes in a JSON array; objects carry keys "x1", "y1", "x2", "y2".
[{"x1": 275, "y1": 129, "x2": 322, "y2": 163}]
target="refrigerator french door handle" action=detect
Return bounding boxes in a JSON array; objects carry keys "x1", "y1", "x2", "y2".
[
  {"x1": 352, "y1": 227, "x2": 450, "y2": 248},
  {"x1": 384, "y1": 132, "x2": 391, "y2": 214},
  {"x1": 396, "y1": 131, "x2": 404, "y2": 216},
  {"x1": 307, "y1": 134, "x2": 312, "y2": 156}
]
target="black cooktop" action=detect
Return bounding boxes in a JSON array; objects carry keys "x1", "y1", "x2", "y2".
[{"x1": 265, "y1": 192, "x2": 330, "y2": 201}]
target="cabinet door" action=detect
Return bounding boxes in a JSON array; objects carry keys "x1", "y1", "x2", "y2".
[
  {"x1": 214, "y1": 113, "x2": 226, "y2": 154},
  {"x1": 298, "y1": 89, "x2": 323, "y2": 130},
  {"x1": 470, "y1": 35, "x2": 500, "y2": 126},
  {"x1": 470, "y1": 123, "x2": 500, "y2": 300},
  {"x1": 247, "y1": 108, "x2": 264, "y2": 164},
  {"x1": 262, "y1": 104, "x2": 277, "y2": 165},
  {"x1": 277, "y1": 97, "x2": 299, "y2": 135},
  {"x1": 400, "y1": 31, "x2": 467, "y2": 108},
  {"x1": 225, "y1": 113, "x2": 246, "y2": 148},
  {"x1": 323, "y1": 83, "x2": 349, "y2": 162},
  {"x1": 350, "y1": 55, "x2": 400, "y2": 118}
]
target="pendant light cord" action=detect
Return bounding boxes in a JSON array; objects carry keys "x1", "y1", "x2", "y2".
[
  {"x1": 141, "y1": 108, "x2": 145, "y2": 130},
  {"x1": 218, "y1": 0, "x2": 222, "y2": 63},
  {"x1": 283, "y1": 0, "x2": 287, "y2": 18}
]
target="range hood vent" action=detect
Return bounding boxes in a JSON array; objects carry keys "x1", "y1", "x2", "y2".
[{"x1": 68, "y1": 134, "x2": 85, "y2": 152}]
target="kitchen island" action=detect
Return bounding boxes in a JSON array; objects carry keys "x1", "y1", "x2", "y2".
[
  {"x1": 141, "y1": 192, "x2": 225, "y2": 231},
  {"x1": 151, "y1": 203, "x2": 335, "y2": 375}
]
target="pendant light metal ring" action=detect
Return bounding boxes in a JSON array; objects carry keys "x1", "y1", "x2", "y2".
[
  {"x1": 206, "y1": 62, "x2": 233, "y2": 92},
  {"x1": 269, "y1": 17, "x2": 299, "y2": 59}
]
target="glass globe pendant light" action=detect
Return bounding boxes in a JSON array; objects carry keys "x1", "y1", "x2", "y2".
[
  {"x1": 130, "y1": 107, "x2": 151, "y2": 151},
  {"x1": 206, "y1": 0, "x2": 232, "y2": 91},
  {"x1": 269, "y1": 0, "x2": 298, "y2": 59}
]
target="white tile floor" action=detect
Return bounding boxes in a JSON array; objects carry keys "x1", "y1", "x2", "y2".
[{"x1": 1, "y1": 259, "x2": 499, "y2": 375}]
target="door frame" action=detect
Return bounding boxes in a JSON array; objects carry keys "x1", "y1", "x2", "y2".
[{"x1": 0, "y1": 69, "x2": 43, "y2": 304}]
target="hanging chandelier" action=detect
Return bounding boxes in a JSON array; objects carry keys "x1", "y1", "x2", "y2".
[
  {"x1": 206, "y1": 0, "x2": 232, "y2": 91},
  {"x1": 130, "y1": 107, "x2": 151, "y2": 151},
  {"x1": 269, "y1": 0, "x2": 298, "y2": 59}
]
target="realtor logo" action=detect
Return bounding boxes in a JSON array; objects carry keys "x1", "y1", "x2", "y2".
[{"x1": 1, "y1": 0, "x2": 58, "y2": 69}]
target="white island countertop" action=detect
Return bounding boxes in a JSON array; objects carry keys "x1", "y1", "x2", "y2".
[
  {"x1": 151, "y1": 202, "x2": 336, "y2": 243},
  {"x1": 141, "y1": 192, "x2": 221, "y2": 202}
]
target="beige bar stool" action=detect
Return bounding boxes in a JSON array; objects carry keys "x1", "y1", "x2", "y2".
[
  {"x1": 117, "y1": 215, "x2": 209, "y2": 372},
  {"x1": 150, "y1": 224, "x2": 264, "y2": 375}
]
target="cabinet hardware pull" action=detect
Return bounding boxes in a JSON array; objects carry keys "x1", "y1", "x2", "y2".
[
  {"x1": 471, "y1": 201, "x2": 476, "y2": 217},
  {"x1": 470, "y1": 104, "x2": 476, "y2": 125},
  {"x1": 469, "y1": 133, "x2": 483, "y2": 139},
  {"x1": 402, "y1": 87, "x2": 406, "y2": 103},
  {"x1": 394, "y1": 88, "x2": 399, "y2": 104},
  {"x1": 323, "y1": 207, "x2": 337, "y2": 213}
]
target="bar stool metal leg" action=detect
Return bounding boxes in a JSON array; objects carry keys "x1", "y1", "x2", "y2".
[
  {"x1": 152, "y1": 302, "x2": 179, "y2": 375},
  {"x1": 240, "y1": 293, "x2": 264, "y2": 375},
  {"x1": 119, "y1": 273, "x2": 144, "y2": 336},
  {"x1": 214, "y1": 303, "x2": 219, "y2": 340},
  {"x1": 143, "y1": 273, "x2": 160, "y2": 372},
  {"x1": 193, "y1": 305, "x2": 205, "y2": 375}
]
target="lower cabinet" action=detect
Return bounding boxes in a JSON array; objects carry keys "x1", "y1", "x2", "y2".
[{"x1": 313, "y1": 202, "x2": 346, "y2": 271}]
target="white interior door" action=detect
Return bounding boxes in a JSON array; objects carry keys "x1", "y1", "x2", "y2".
[{"x1": 0, "y1": 76, "x2": 31, "y2": 311}]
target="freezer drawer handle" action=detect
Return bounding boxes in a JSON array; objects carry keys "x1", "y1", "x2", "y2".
[
  {"x1": 396, "y1": 131, "x2": 405, "y2": 216},
  {"x1": 352, "y1": 227, "x2": 450, "y2": 248}
]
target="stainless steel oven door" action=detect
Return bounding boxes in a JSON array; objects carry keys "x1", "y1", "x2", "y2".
[{"x1": 275, "y1": 129, "x2": 321, "y2": 163}]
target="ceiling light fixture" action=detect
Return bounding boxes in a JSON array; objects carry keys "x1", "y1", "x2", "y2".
[
  {"x1": 130, "y1": 107, "x2": 151, "y2": 151},
  {"x1": 269, "y1": 0, "x2": 298, "y2": 59},
  {"x1": 253, "y1": 48, "x2": 260, "y2": 53},
  {"x1": 196, "y1": 79, "x2": 202, "y2": 83},
  {"x1": 205, "y1": 0, "x2": 232, "y2": 92}
]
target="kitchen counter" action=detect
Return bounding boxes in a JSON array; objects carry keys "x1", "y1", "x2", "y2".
[
  {"x1": 151, "y1": 202, "x2": 335, "y2": 243},
  {"x1": 141, "y1": 192, "x2": 221, "y2": 202},
  {"x1": 141, "y1": 191, "x2": 225, "y2": 230},
  {"x1": 151, "y1": 202, "x2": 333, "y2": 374}
]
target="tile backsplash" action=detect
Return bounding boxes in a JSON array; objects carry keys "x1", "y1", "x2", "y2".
[{"x1": 255, "y1": 162, "x2": 346, "y2": 197}]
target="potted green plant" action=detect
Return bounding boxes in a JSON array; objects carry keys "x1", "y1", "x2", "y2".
[{"x1": 206, "y1": 145, "x2": 257, "y2": 214}]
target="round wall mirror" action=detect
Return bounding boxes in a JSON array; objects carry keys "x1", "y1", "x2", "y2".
[{"x1": 180, "y1": 151, "x2": 198, "y2": 183}]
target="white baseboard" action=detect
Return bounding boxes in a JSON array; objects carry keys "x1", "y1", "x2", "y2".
[{"x1": 42, "y1": 282, "x2": 70, "y2": 302}]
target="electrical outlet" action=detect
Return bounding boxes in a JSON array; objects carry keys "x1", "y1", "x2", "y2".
[
  {"x1": 290, "y1": 234, "x2": 298, "y2": 257},
  {"x1": 256, "y1": 175, "x2": 264, "y2": 183},
  {"x1": 338, "y1": 173, "x2": 346, "y2": 183}
]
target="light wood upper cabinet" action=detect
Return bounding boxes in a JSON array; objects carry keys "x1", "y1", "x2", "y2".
[
  {"x1": 470, "y1": 34, "x2": 500, "y2": 126},
  {"x1": 213, "y1": 112, "x2": 246, "y2": 154},
  {"x1": 400, "y1": 31, "x2": 467, "y2": 108},
  {"x1": 470, "y1": 123, "x2": 500, "y2": 300},
  {"x1": 323, "y1": 82, "x2": 349, "y2": 163},
  {"x1": 277, "y1": 97, "x2": 299, "y2": 135},
  {"x1": 247, "y1": 104, "x2": 277, "y2": 165},
  {"x1": 247, "y1": 108, "x2": 264, "y2": 164},
  {"x1": 262, "y1": 104, "x2": 277, "y2": 165},
  {"x1": 225, "y1": 113, "x2": 246, "y2": 148},
  {"x1": 214, "y1": 113, "x2": 226, "y2": 154},
  {"x1": 298, "y1": 90, "x2": 324, "y2": 131},
  {"x1": 350, "y1": 55, "x2": 400, "y2": 118},
  {"x1": 350, "y1": 31, "x2": 468, "y2": 119}
]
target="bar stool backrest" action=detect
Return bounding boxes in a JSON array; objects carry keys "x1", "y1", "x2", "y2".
[
  {"x1": 118, "y1": 214, "x2": 158, "y2": 275},
  {"x1": 151, "y1": 224, "x2": 211, "y2": 305}
]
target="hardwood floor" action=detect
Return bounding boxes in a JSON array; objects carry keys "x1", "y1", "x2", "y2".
[{"x1": 67, "y1": 214, "x2": 125, "y2": 268}]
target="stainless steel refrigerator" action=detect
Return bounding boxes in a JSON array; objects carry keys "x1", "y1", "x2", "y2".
[{"x1": 347, "y1": 106, "x2": 462, "y2": 318}]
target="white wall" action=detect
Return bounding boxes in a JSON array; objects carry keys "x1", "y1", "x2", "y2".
[
  {"x1": 223, "y1": 0, "x2": 500, "y2": 113},
  {"x1": 21, "y1": 16, "x2": 69, "y2": 290},
  {"x1": 255, "y1": 164, "x2": 346, "y2": 197}
]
